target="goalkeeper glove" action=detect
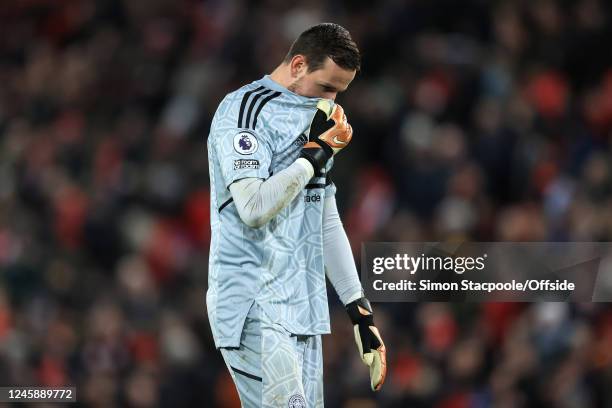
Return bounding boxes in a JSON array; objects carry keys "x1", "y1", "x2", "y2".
[
  {"x1": 300, "y1": 99, "x2": 353, "y2": 175},
  {"x1": 346, "y1": 297, "x2": 387, "y2": 391}
]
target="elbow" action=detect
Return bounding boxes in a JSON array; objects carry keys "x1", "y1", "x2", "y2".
[
  {"x1": 245, "y1": 217, "x2": 266, "y2": 228},
  {"x1": 239, "y1": 213, "x2": 268, "y2": 228},
  {"x1": 234, "y1": 199, "x2": 267, "y2": 228},
  {"x1": 240, "y1": 200, "x2": 275, "y2": 228}
]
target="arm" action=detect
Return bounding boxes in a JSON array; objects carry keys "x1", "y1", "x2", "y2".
[
  {"x1": 323, "y1": 192, "x2": 387, "y2": 392},
  {"x1": 229, "y1": 99, "x2": 352, "y2": 228},
  {"x1": 323, "y1": 194, "x2": 363, "y2": 305},
  {"x1": 229, "y1": 158, "x2": 314, "y2": 228}
]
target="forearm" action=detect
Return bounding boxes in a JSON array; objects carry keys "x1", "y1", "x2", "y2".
[
  {"x1": 229, "y1": 158, "x2": 314, "y2": 228},
  {"x1": 323, "y1": 195, "x2": 363, "y2": 305}
]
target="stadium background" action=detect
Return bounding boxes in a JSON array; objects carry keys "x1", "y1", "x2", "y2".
[{"x1": 1, "y1": 0, "x2": 612, "y2": 406}]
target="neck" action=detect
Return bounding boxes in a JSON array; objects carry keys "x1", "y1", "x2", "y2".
[{"x1": 269, "y1": 63, "x2": 293, "y2": 89}]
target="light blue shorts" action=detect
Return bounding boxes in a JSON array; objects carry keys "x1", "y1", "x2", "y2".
[{"x1": 219, "y1": 302, "x2": 324, "y2": 407}]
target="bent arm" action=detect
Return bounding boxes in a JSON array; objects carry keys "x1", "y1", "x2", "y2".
[{"x1": 229, "y1": 158, "x2": 314, "y2": 228}]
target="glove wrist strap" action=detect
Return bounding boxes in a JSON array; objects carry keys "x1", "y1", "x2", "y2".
[
  {"x1": 346, "y1": 297, "x2": 374, "y2": 325},
  {"x1": 300, "y1": 144, "x2": 330, "y2": 175}
]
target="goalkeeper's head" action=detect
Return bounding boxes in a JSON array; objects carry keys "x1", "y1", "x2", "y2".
[{"x1": 273, "y1": 23, "x2": 361, "y2": 100}]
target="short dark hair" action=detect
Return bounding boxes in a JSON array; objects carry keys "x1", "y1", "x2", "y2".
[{"x1": 284, "y1": 23, "x2": 361, "y2": 72}]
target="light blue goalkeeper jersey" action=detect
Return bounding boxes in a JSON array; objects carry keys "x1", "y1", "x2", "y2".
[{"x1": 206, "y1": 75, "x2": 336, "y2": 348}]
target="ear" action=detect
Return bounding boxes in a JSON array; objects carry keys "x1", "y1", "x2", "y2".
[{"x1": 289, "y1": 55, "x2": 308, "y2": 78}]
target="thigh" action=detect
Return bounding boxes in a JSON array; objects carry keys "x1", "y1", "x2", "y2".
[
  {"x1": 221, "y1": 304, "x2": 317, "y2": 408},
  {"x1": 300, "y1": 335, "x2": 324, "y2": 408},
  {"x1": 220, "y1": 304, "x2": 263, "y2": 408},
  {"x1": 260, "y1": 319, "x2": 307, "y2": 408}
]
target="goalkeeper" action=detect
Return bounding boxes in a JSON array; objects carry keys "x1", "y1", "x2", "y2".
[{"x1": 206, "y1": 23, "x2": 386, "y2": 407}]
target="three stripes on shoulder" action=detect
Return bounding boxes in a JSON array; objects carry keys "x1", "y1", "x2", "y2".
[{"x1": 238, "y1": 86, "x2": 282, "y2": 130}]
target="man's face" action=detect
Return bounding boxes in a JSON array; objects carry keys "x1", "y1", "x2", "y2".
[{"x1": 288, "y1": 56, "x2": 356, "y2": 100}]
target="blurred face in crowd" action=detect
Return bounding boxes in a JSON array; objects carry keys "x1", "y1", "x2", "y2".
[{"x1": 287, "y1": 55, "x2": 356, "y2": 101}]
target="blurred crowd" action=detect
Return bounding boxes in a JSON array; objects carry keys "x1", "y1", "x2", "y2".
[{"x1": 0, "y1": 0, "x2": 611, "y2": 406}]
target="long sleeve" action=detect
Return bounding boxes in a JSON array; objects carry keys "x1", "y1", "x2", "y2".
[
  {"x1": 229, "y1": 158, "x2": 314, "y2": 228},
  {"x1": 323, "y1": 194, "x2": 363, "y2": 305}
]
